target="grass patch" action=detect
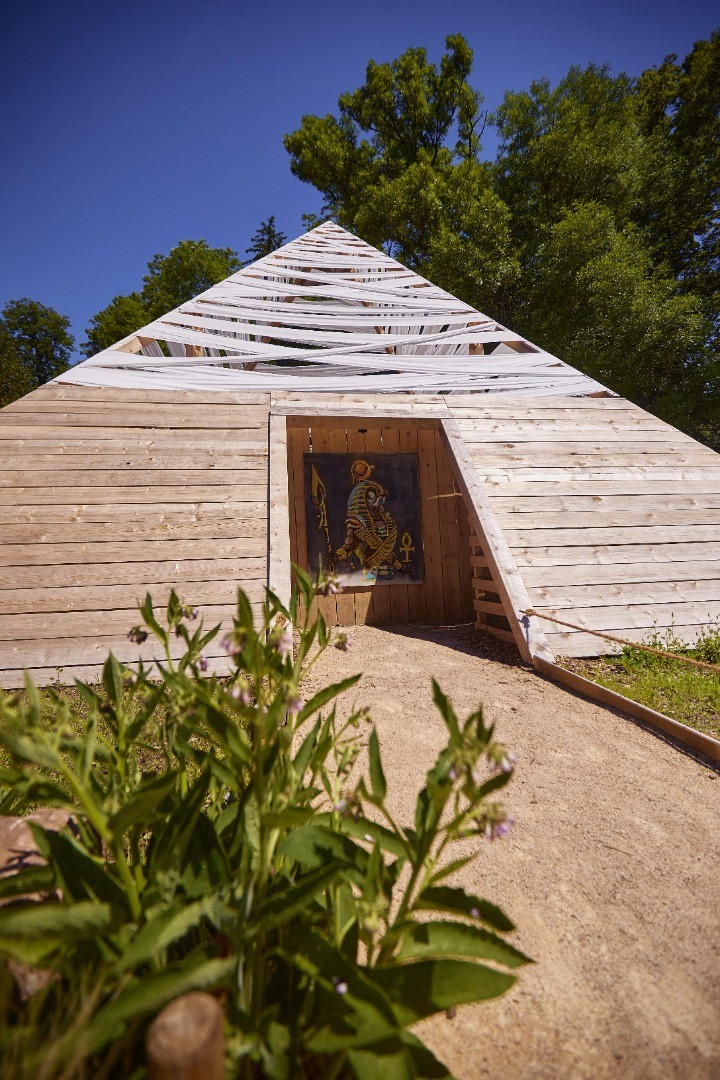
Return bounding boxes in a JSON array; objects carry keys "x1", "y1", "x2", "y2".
[{"x1": 562, "y1": 625, "x2": 720, "y2": 741}]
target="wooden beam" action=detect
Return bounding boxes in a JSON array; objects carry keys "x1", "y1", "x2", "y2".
[
  {"x1": 439, "y1": 418, "x2": 553, "y2": 663},
  {"x1": 267, "y1": 414, "x2": 292, "y2": 611},
  {"x1": 533, "y1": 657, "x2": 720, "y2": 765}
]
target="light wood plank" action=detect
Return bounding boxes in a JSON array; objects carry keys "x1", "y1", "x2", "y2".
[
  {"x1": 513, "y1": 542, "x2": 719, "y2": 566},
  {"x1": 532, "y1": 601, "x2": 719, "y2": 631},
  {"x1": 1, "y1": 484, "x2": 266, "y2": 507},
  {"x1": 14, "y1": 385, "x2": 271, "y2": 406},
  {"x1": 0, "y1": 427, "x2": 269, "y2": 447},
  {"x1": 0, "y1": 556, "x2": 265, "y2": 590},
  {"x1": 0, "y1": 604, "x2": 256, "y2": 642},
  {"x1": 0, "y1": 537, "x2": 265, "y2": 567},
  {"x1": 0, "y1": 453, "x2": 267, "y2": 472},
  {"x1": 505, "y1": 524, "x2": 720, "y2": 547},
  {"x1": 521, "y1": 560, "x2": 720, "y2": 588},
  {"x1": 484, "y1": 480, "x2": 720, "y2": 497},
  {"x1": 0, "y1": 520, "x2": 265, "y2": 544},
  {"x1": 497, "y1": 509, "x2": 720, "y2": 529},
  {"x1": 268, "y1": 414, "x2": 292, "y2": 612},
  {"x1": 0, "y1": 501, "x2": 266, "y2": 523},
  {"x1": 440, "y1": 419, "x2": 552, "y2": 663},
  {"x1": 0, "y1": 579, "x2": 266, "y2": 615},
  {"x1": 543, "y1": 624, "x2": 708, "y2": 657},
  {"x1": 0, "y1": 622, "x2": 261, "y2": 671},
  {"x1": 529, "y1": 580, "x2": 720, "y2": 609},
  {"x1": 0, "y1": 472, "x2": 267, "y2": 490},
  {"x1": 490, "y1": 494, "x2": 720, "y2": 513}
]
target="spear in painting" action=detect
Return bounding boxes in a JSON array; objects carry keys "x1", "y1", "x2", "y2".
[{"x1": 310, "y1": 465, "x2": 335, "y2": 571}]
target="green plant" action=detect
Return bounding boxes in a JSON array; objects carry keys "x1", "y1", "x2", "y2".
[
  {"x1": 0, "y1": 570, "x2": 528, "y2": 1078},
  {"x1": 564, "y1": 621, "x2": 720, "y2": 740}
]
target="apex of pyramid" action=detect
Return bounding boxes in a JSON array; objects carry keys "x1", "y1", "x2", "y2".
[{"x1": 54, "y1": 220, "x2": 610, "y2": 398}]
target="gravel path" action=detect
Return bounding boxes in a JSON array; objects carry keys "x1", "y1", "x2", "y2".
[{"x1": 301, "y1": 623, "x2": 720, "y2": 1080}]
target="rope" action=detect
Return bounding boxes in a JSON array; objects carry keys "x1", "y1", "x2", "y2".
[{"x1": 524, "y1": 608, "x2": 720, "y2": 675}]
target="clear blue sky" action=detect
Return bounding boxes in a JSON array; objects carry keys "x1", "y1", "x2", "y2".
[{"x1": 1, "y1": 0, "x2": 717, "y2": 358}]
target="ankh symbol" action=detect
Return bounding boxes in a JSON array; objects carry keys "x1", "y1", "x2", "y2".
[{"x1": 400, "y1": 532, "x2": 415, "y2": 563}]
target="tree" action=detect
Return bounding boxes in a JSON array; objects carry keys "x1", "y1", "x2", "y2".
[
  {"x1": 244, "y1": 216, "x2": 288, "y2": 263},
  {"x1": 520, "y1": 204, "x2": 714, "y2": 428},
  {"x1": 82, "y1": 292, "x2": 147, "y2": 356},
  {"x1": 285, "y1": 35, "x2": 519, "y2": 317},
  {"x1": 0, "y1": 298, "x2": 74, "y2": 405},
  {"x1": 635, "y1": 33, "x2": 720, "y2": 313},
  {"x1": 284, "y1": 35, "x2": 720, "y2": 446},
  {"x1": 83, "y1": 241, "x2": 241, "y2": 357},
  {"x1": 493, "y1": 65, "x2": 651, "y2": 256},
  {"x1": 0, "y1": 324, "x2": 33, "y2": 407},
  {"x1": 491, "y1": 43, "x2": 719, "y2": 445},
  {"x1": 286, "y1": 35, "x2": 484, "y2": 225},
  {"x1": 141, "y1": 240, "x2": 241, "y2": 320}
]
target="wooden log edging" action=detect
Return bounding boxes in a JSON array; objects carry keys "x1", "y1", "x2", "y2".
[
  {"x1": 533, "y1": 656, "x2": 720, "y2": 766},
  {"x1": 146, "y1": 991, "x2": 224, "y2": 1079}
]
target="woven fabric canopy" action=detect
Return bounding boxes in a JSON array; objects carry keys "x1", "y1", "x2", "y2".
[{"x1": 57, "y1": 221, "x2": 609, "y2": 396}]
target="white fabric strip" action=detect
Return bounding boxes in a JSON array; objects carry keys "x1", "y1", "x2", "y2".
[{"x1": 56, "y1": 221, "x2": 611, "y2": 398}]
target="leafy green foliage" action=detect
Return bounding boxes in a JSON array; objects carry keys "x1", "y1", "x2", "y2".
[
  {"x1": 141, "y1": 240, "x2": 241, "y2": 320},
  {"x1": 564, "y1": 624, "x2": 720, "y2": 740},
  {"x1": 0, "y1": 298, "x2": 74, "y2": 406},
  {"x1": 285, "y1": 32, "x2": 720, "y2": 448},
  {"x1": 82, "y1": 291, "x2": 147, "y2": 357},
  {"x1": 82, "y1": 240, "x2": 241, "y2": 358},
  {"x1": 0, "y1": 574, "x2": 527, "y2": 1077}
]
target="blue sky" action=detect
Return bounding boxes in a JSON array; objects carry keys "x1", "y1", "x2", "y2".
[{"x1": 1, "y1": 0, "x2": 717, "y2": 358}]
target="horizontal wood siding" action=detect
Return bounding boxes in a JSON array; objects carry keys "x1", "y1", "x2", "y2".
[
  {"x1": 3, "y1": 382, "x2": 717, "y2": 677},
  {"x1": 0, "y1": 384, "x2": 271, "y2": 687},
  {"x1": 447, "y1": 396, "x2": 720, "y2": 657}
]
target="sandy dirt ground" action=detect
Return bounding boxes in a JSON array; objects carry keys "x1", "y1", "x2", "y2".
[{"x1": 300, "y1": 623, "x2": 720, "y2": 1080}]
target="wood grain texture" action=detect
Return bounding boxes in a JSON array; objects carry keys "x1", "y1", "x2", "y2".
[
  {"x1": 449, "y1": 396, "x2": 720, "y2": 657},
  {"x1": 0, "y1": 388, "x2": 271, "y2": 685},
  {"x1": 284, "y1": 417, "x2": 472, "y2": 628}
]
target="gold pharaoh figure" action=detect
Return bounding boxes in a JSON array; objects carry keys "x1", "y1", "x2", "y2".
[{"x1": 335, "y1": 459, "x2": 411, "y2": 580}]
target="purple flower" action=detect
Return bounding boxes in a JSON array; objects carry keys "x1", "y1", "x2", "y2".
[
  {"x1": 128, "y1": 627, "x2": 148, "y2": 644},
  {"x1": 231, "y1": 680, "x2": 252, "y2": 706},
  {"x1": 477, "y1": 806, "x2": 515, "y2": 841},
  {"x1": 271, "y1": 624, "x2": 293, "y2": 657},
  {"x1": 332, "y1": 977, "x2": 348, "y2": 995},
  {"x1": 197, "y1": 656, "x2": 209, "y2": 673},
  {"x1": 185, "y1": 606, "x2": 200, "y2": 621},
  {"x1": 492, "y1": 817, "x2": 515, "y2": 838},
  {"x1": 287, "y1": 694, "x2": 304, "y2": 716},
  {"x1": 318, "y1": 573, "x2": 343, "y2": 597},
  {"x1": 487, "y1": 745, "x2": 517, "y2": 774},
  {"x1": 221, "y1": 632, "x2": 243, "y2": 659},
  {"x1": 334, "y1": 633, "x2": 351, "y2": 653}
]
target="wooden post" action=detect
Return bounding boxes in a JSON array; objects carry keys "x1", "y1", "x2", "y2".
[
  {"x1": 440, "y1": 418, "x2": 554, "y2": 664},
  {"x1": 146, "y1": 992, "x2": 224, "y2": 1080},
  {"x1": 268, "y1": 413, "x2": 292, "y2": 612}
]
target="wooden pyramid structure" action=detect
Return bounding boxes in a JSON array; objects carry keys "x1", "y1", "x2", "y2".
[{"x1": 1, "y1": 222, "x2": 719, "y2": 686}]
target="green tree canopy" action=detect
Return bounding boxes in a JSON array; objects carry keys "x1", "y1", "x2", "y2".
[
  {"x1": 83, "y1": 292, "x2": 147, "y2": 357},
  {"x1": 245, "y1": 216, "x2": 288, "y2": 263},
  {"x1": 0, "y1": 298, "x2": 74, "y2": 406},
  {"x1": 83, "y1": 240, "x2": 241, "y2": 357},
  {"x1": 285, "y1": 35, "x2": 518, "y2": 318},
  {"x1": 141, "y1": 240, "x2": 241, "y2": 320},
  {"x1": 285, "y1": 32, "x2": 720, "y2": 448}
]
